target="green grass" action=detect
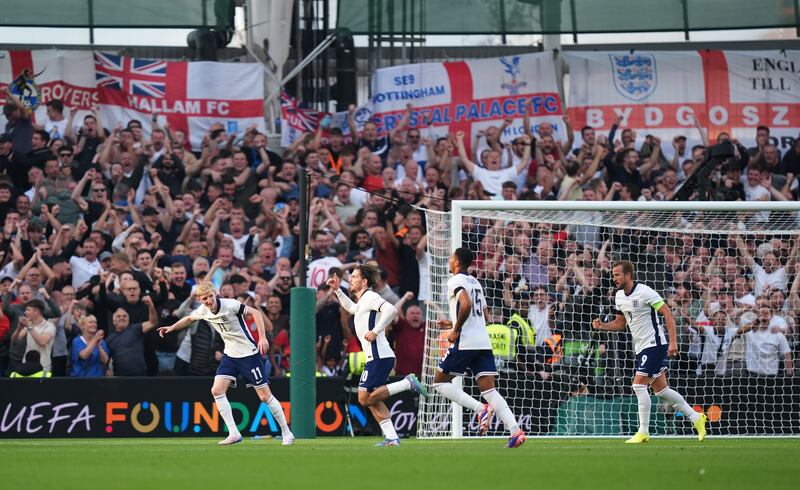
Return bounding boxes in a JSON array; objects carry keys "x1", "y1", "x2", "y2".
[{"x1": 2, "y1": 437, "x2": 800, "y2": 490}]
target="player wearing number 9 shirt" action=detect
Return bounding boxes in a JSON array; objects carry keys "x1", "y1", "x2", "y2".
[
  {"x1": 158, "y1": 282, "x2": 294, "y2": 446},
  {"x1": 592, "y1": 260, "x2": 707, "y2": 444},
  {"x1": 431, "y1": 247, "x2": 526, "y2": 448}
]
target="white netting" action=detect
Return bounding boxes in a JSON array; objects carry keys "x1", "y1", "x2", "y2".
[{"x1": 418, "y1": 202, "x2": 800, "y2": 437}]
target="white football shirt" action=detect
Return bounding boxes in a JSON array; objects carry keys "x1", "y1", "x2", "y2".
[
  {"x1": 224, "y1": 233, "x2": 257, "y2": 261},
  {"x1": 744, "y1": 328, "x2": 790, "y2": 376},
  {"x1": 753, "y1": 264, "x2": 787, "y2": 295},
  {"x1": 470, "y1": 166, "x2": 518, "y2": 196},
  {"x1": 614, "y1": 283, "x2": 668, "y2": 354},
  {"x1": 307, "y1": 256, "x2": 343, "y2": 289},
  {"x1": 527, "y1": 305, "x2": 553, "y2": 347},
  {"x1": 353, "y1": 290, "x2": 395, "y2": 361},
  {"x1": 190, "y1": 298, "x2": 258, "y2": 358},
  {"x1": 447, "y1": 273, "x2": 492, "y2": 351},
  {"x1": 699, "y1": 324, "x2": 737, "y2": 376}
]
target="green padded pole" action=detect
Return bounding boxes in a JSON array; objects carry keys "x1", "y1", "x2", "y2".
[{"x1": 289, "y1": 287, "x2": 316, "y2": 439}]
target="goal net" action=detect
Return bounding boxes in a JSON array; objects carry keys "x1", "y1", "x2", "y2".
[{"x1": 418, "y1": 201, "x2": 800, "y2": 437}]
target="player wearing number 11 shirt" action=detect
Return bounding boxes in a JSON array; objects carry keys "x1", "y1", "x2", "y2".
[
  {"x1": 432, "y1": 247, "x2": 526, "y2": 448},
  {"x1": 158, "y1": 282, "x2": 294, "y2": 446},
  {"x1": 592, "y1": 261, "x2": 707, "y2": 444}
]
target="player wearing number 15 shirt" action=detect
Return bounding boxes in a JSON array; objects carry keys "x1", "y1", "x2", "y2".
[
  {"x1": 158, "y1": 282, "x2": 294, "y2": 446},
  {"x1": 431, "y1": 247, "x2": 526, "y2": 448},
  {"x1": 592, "y1": 261, "x2": 707, "y2": 444}
]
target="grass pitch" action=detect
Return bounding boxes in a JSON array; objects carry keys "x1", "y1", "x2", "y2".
[{"x1": 2, "y1": 437, "x2": 799, "y2": 490}]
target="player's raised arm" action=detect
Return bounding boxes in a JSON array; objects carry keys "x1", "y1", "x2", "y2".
[
  {"x1": 246, "y1": 305, "x2": 269, "y2": 355},
  {"x1": 592, "y1": 314, "x2": 626, "y2": 332},
  {"x1": 158, "y1": 314, "x2": 196, "y2": 337},
  {"x1": 328, "y1": 275, "x2": 357, "y2": 314},
  {"x1": 656, "y1": 303, "x2": 679, "y2": 358}
]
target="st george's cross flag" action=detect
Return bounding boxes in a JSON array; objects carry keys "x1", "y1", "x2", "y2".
[
  {"x1": 94, "y1": 52, "x2": 266, "y2": 149},
  {"x1": 0, "y1": 50, "x2": 97, "y2": 137},
  {"x1": 367, "y1": 51, "x2": 566, "y2": 154},
  {"x1": 564, "y1": 50, "x2": 800, "y2": 155}
]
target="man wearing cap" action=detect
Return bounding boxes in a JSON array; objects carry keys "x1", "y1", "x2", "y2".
[{"x1": 99, "y1": 251, "x2": 113, "y2": 267}]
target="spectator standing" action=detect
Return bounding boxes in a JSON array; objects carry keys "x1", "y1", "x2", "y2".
[
  {"x1": 11, "y1": 299, "x2": 56, "y2": 373},
  {"x1": 1, "y1": 87, "x2": 34, "y2": 154},
  {"x1": 70, "y1": 314, "x2": 109, "y2": 377},
  {"x1": 106, "y1": 297, "x2": 158, "y2": 376},
  {"x1": 391, "y1": 295, "x2": 425, "y2": 377}
]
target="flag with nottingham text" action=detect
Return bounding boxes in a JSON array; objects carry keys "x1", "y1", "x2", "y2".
[{"x1": 368, "y1": 52, "x2": 565, "y2": 155}]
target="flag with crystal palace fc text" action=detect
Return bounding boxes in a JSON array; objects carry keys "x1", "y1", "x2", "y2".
[
  {"x1": 368, "y1": 52, "x2": 565, "y2": 154},
  {"x1": 95, "y1": 52, "x2": 266, "y2": 150}
]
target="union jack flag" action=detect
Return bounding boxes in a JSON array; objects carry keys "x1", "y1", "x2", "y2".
[
  {"x1": 94, "y1": 52, "x2": 167, "y2": 98},
  {"x1": 280, "y1": 92, "x2": 323, "y2": 131}
]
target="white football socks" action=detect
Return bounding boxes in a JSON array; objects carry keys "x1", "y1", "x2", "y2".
[
  {"x1": 632, "y1": 384, "x2": 651, "y2": 435},
  {"x1": 656, "y1": 387, "x2": 700, "y2": 423},
  {"x1": 266, "y1": 396, "x2": 292, "y2": 436},
  {"x1": 214, "y1": 394, "x2": 241, "y2": 437},
  {"x1": 386, "y1": 378, "x2": 412, "y2": 396},
  {"x1": 481, "y1": 388, "x2": 520, "y2": 435},
  {"x1": 433, "y1": 383, "x2": 484, "y2": 412},
  {"x1": 379, "y1": 419, "x2": 398, "y2": 440}
]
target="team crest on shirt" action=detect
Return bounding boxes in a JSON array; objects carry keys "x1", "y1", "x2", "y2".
[
  {"x1": 610, "y1": 53, "x2": 657, "y2": 101},
  {"x1": 632, "y1": 300, "x2": 640, "y2": 307}
]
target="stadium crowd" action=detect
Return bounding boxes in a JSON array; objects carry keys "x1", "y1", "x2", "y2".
[{"x1": 1, "y1": 88, "x2": 799, "y2": 432}]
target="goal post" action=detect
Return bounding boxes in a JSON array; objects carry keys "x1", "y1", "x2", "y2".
[{"x1": 418, "y1": 200, "x2": 800, "y2": 438}]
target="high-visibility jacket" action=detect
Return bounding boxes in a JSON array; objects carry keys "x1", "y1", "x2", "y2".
[
  {"x1": 543, "y1": 334, "x2": 563, "y2": 365},
  {"x1": 348, "y1": 351, "x2": 368, "y2": 375},
  {"x1": 486, "y1": 323, "x2": 518, "y2": 359},
  {"x1": 506, "y1": 313, "x2": 536, "y2": 347},
  {"x1": 10, "y1": 370, "x2": 52, "y2": 379}
]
